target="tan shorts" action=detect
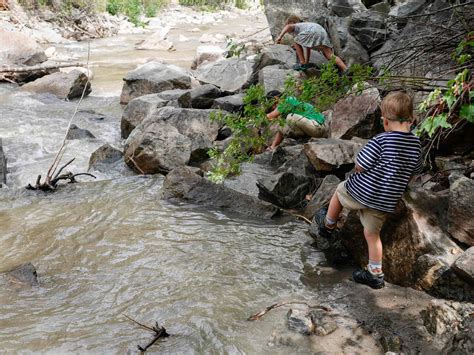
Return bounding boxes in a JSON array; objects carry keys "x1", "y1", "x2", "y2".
[
  {"x1": 281, "y1": 113, "x2": 327, "y2": 138},
  {"x1": 336, "y1": 182, "x2": 387, "y2": 234}
]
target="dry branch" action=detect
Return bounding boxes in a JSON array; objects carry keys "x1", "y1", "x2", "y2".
[{"x1": 122, "y1": 314, "x2": 170, "y2": 353}]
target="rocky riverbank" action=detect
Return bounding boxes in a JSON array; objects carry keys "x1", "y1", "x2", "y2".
[{"x1": 1, "y1": 0, "x2": 473, "y2": 353}]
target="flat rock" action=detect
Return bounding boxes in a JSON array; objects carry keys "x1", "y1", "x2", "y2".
[
  {"x1": 121, "y1": 94, "x2": 169, "y2": 139},
  {"x1": 160, "y1": 166, "x2": 280, "y2": 219},
  {"x1": 21, "y1": 70, "x2": 91, "y2": 100},
  {"x1": 120, "y1": 61, "x2": 192, "y2": 104},
  {"x1": 330, "y1": 85, "x2": 381, "y2": 139}
]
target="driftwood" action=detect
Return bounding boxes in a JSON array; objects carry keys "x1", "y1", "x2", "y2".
[
  {"x1": 0, "y1": 62, "x2": 85, "y2": 73},
  {"x1": 123, "y1": 314, "x2": 170, "y2": 352},
  {"x1": 247, "y1": 301, "x2": 331, "y2": 321}
]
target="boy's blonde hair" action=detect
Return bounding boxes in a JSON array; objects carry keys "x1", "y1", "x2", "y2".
[
  {"x1": 286, "y1": 15, "x2": 302, "y2": 25},
  {"x1": 381, "y1": 91, "x2": 413, "y2": 122}
]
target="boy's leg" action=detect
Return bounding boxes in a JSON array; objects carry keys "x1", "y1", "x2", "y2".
[
  {"x1": 294, "y1": 43, "x2": 306, "y2": 64},
  {"x1": 364, "y1": 229, "x2": 383, "y2": 274},
  {"x1": 305, "y1": 47, "x2": 311, "y2": 64},
  {"x1": 320, "y1": 46, "x2": 347, "y2": 72}
]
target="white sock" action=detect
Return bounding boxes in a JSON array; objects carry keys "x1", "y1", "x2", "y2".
[{"x1": 368, "y1": 260, "x2": 383, "y2": 276}]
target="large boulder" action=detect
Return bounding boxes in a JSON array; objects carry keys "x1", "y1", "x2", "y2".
[
  {"x1": 191, "y1": 45, "x2": 225, "y2": 70},
  {"x1": 212, "y1": 93, "x2": 245, "y2": 113},
  {"x1": 304, "y1": 174, "x2": 340, "y2": 219},
  {"x1": 453, "y1": 247, "x2": 474, "y2": 285},
  {"x1": 121, "y1": 94, "x2": 169, "y2": 139},
  {"x1": 349, "y1": 10, "x2": 388, "y2": 52},
  {"x1": 21, "y1": 70, "x2": 91, "y2": 100},
  {"x1": 311, "y1": 186, "x2": 473, "y2": 300},
  {"x1": 328, "y1": 0, "x2": 366, "y2": 17},
  {"x1": 0, "y1": 138, "x2": 6, "y2": 188},
  {"x1": 388, "y1": 0, "x2": 426, "y2": 20},
  {"x1": 304, "y1": 138, "x2": 363, "y2": 172},
  {"x1": 263, "y1": 0, "x2": 329, "y2": 40},
  {"x1": 195, "y1": 58, "x2": 256, "y2": 93},
  {"x1": 88, "y1": 144, "x2": 123, "y2": 172},
  {"x1": 120, "y1": 61, "x2": 192, "y2": 104},
  {"x1": 124, "y1": 107, "x2": 221, "y2": 174},
  {"x1": 330, "y1": 85, "x2": 381, "y2": 139},
  {"x1": 447, "y1": 174, "x2": 474, "y2": 246},
  {"x1": 341, "y1": 34, "x2": 370, "y2": 66},
  {"x1": 157, "y1": 89, "x2": 192, "y2": 108},
  {"x1": 0, "y1": 29, "x2": 47, "y2": 66},
  {"x1": 257, "y1": 147, "x2": 319, "y2": 209},
  {"x1": 160, "y1": 166, "x2": 280, "y2": 219}
]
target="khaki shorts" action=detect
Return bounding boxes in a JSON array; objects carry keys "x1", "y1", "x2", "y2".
[
  {"x1": 281, "y1": 113, "x2": 327, "y2": 138},
  {"x1": 336, "y1": 182, "x2": 387, "y2": 234}
]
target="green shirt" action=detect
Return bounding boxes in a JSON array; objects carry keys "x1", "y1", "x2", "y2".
[{"x1": 277, "y1": 96, "x2": 325, "y2": 124}]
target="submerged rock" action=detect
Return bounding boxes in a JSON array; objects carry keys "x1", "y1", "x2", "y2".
[
  {"x1": 121, "y1": 94, "x2": 168, "y2": 139},
  {"x1": 21, "y1": 70, "x2": 91, "y2": 100},
  {"x1": 4, "y1": 263, "x2": 39, "y2": 287},
  {"x1": 160, "y1": 166, "x2": 280, "y2": 219},
  {"x1": 120, "y1": 61, "x2": 192, "y2": 104},
  {"x1": 66, "y1": 124, "x2": 95, "y2": 140}
]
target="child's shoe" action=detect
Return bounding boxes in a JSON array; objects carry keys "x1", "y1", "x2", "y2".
[
  {"x1": 313, "y1": 207, "x2": 334, "y2": 239},
  {"x1": 352, "y1": 269, "x2": 385, "y2": 289},
  {"x1": 293, "y1": 63, "x2": 309, "y2": 71}
]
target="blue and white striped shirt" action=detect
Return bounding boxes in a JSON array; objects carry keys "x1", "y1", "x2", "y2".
[{"x1": 345, "y1": 131, "x2": 423, "y2": 213}]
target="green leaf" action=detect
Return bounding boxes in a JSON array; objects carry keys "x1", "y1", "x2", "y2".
[
  {"x1": 460, "y1": 104, "x2": 474, "y2": 122},
  {"x1": 444, "y1": 93, "x2": 456, "y2": 109}
]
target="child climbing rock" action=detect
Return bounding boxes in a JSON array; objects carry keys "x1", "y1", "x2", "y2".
[
  {"x1": 315, "y1": 92, "x2": 423, "y2": 289},
  {"x1": 276, "y1": 15, "x2": 347, "y2": 73}
]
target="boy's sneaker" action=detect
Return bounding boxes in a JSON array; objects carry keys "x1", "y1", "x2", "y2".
[
  {"x1": 313, "y1": 207, "x2": 334, "y2": 239},
  {"x1": 293, "y1": 63, "x2": 309, "y2": 71},
  {"x1": 352, "y1": 269, "x2": 385, "y2": 289}
]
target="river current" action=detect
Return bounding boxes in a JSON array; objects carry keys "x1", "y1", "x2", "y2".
[{"x1": 0, "y1": 7, "x2": 341, "y2": 354}]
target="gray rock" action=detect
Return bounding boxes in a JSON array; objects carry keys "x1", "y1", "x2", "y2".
[
  {"x1": 328, "y1": 0, "x2": 366, "y2": 17},
  {"x1": 5, "y1": 263, "x2": 39, "y2": 286},
  {"x1": 21, "y1": 70, "x2": 91, "y2": 100},
  {"x1": 448, "y1": 174, "x2": 474, "y2": 246},
  {"x1": 304, "y1": 138, "x2": 363, "y2": 172},
  {"x1": 121, "y1": 94, "x2": 169, "y2": 139},
  {"x1": 0, "y1": 29, "x2": 47, "y2": 66},
  {"x1": 341, "y1": 34, "x2": 370, "y2": 66},
  {"x1": 370, "y1": 1, "x2": 391, "y2": 15},
  {"x1": 88, "y1": 144, "x2": 123, "y2": 172},
  {"x1": 258, "y1": 65, "x2": 293, "y2": 94},
  {"x1": 184, "y1": 84, "x2": 222, "y2": 109},
  {"x1": 255, "y1": 44, "x2": 297, "y2": 71},
  {"x1": 195, "y1": 58, "x2": 256, "y2": 93},
  {"x1": 330, "y1": 85, "x2": 381, "y2": 139},
  {"x1": 224, "y1": 159, "x2": 275, "y2": 199},
  {"x1": 124, "y1": 107, "x2": 221, "y2": 174},
  {"x1": 160, "y1": 166, "x2": 280, "y2": 219},
  {"x1": 157, "y1": 88, "x2": 192, "y2": 108},
  {"x1": 66, "y1": 124, "x2": 95, "y2": 140},
  {"x1": 257, "y1": 149, "x2": 318, "y2": 209},
  {"x1": 380, "y1": 334, "x2": 403, "y2": 353},
  {"x1": 0, "y1": 138, "x2": 6, "y2": 187},
  {"x1": 304, "y1": 175, "x2": 340, "y2": 219},
  {"x1": 453, "y1": 247, "x2": 474, "y2": 284},
  {"x1": 120, "y1": 61, "x2": 192, "y2": 104},
  {"x1": 349, "y1": 10, "x2": 388, "y2": 51},
  {"x1": 389, "y1": 0, "x2": 426, "y2": 19},
  {"x1": 212, "y1": 93, "x2": 245, "y2": 113},
  {"x1": 435, "y1": 155, "x2": 466, "y2": 171}
]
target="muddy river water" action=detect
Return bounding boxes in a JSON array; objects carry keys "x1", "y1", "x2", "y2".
[{"x1": 0, "y1": 7, "x2": 367, "y2": 354}]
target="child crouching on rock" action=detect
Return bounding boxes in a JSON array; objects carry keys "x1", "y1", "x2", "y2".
[{"x1": 315, "y1": 92, "x2": 423, "y2": 289}]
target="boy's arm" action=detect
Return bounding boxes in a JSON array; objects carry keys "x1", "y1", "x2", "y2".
[
  {"x1": 355, "y1": 138, "x2": 382, "y2": 172},
  {"x1": 276, "y1": 25, "x2": 295, "y2": 43}
]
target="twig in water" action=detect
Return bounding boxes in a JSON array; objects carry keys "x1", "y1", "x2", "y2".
[
  {"x1": 122, "y1": 314, "x2": 170, "y2": 353},
  {"x1": 247, "y1": 301, "x2": 331, "y2": 321}
]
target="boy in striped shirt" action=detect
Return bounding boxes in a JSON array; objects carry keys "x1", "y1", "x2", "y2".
[{"x1": 315, "y1": 92, "x2": 423, "y2": 289}]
